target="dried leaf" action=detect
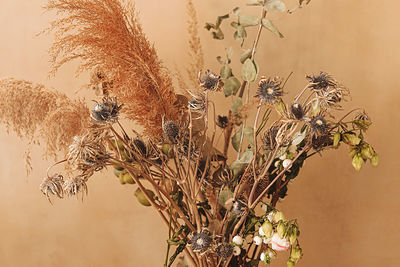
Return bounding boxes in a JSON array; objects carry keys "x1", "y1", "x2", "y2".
[{"x1": 261, "y1": 18, "x2": 284, "y2": 38}]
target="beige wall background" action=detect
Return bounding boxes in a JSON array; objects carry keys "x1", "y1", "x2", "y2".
[{"x1": 0, "y1": 0, "x2": 398, "y2": 266}]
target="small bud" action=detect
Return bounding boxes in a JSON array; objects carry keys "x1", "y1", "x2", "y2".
[
  {"x1": 266, "y1": 211, "x2": 275, "y2": 222},
  {"x1": 279, "y1": 154, "x2": 287, "y2": 160},
  {"x1": 134, "y1": 188, "x2": 155, "y2": 207},
  {"x1": 232, "y1": 235, "x2": 243, "y2": 246},
  {"x1": 343, "y1": 133, "x2": 361, "y2": 146},
  {"x1": 253, "y1": 236, "x2": 263, "y2": 246},
  {"x1": 333, "y1": 132, "x2": 341, "y2": 147},
  {"x1": 273, "y1": 211, "x2": 285, "y2": 223},
  {"x1": 287, "y1": 259, "x2": 295, "y2": 267},
  {"x1": 282, "y1": 159, "x2": 292, "y2": 169},
  {"x1": 289, "y1": 225, "x2": 299, "y2": 245},
  {"x1": 352, "y1": 153, "x2": 364, "y2": 171},
  {"x1": 261, "y1": 220, "x2": 273, "y2": 238},
  {"x1": 274, "y1": 160, "x2": 280, "y2": 168},
  {"x1": 290, "y1": 245, "x2": 303, "y2": 263},
  {"x1": 371, "y1": 154, "x2": 379, "y2": 167},
  {"x1": 361, "y1": 145, "x2": 374, "y2": 160},
  {"x1": 277, "y1": 221, "x2": 287, "y2": 238},
  {"x1": 232, "y1": 246, "x2": 241, "y2": 256},
  {"x1": 260, "y1": 252, "x2": 266, "y2": 262}
]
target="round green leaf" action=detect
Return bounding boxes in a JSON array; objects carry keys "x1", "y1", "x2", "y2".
[
  {"x1": 224, "y1": 76, "x2": 241, "y2": 96},
  {"x1": 220, "y1": 65, "x2": 232, "y2": 79},
  {"x1": 239, "y1": 15, "x2": 260, "y2": 27},
  {"x1": 241, "y1": 58, "x2": 257, "y2": 82}
]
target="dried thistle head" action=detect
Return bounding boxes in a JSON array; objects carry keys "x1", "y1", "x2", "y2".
[
  {"x1": 290, "y1": 102, "x2": 305, "y2": 120},
  {"x1": 255, "y1": 77, "x2": 283, "y2": 104},
  {"x1": 91, "y1": 96, "x2": 123, "y2": 124},
  {"x1": 162, "y1": 120, "x2": 180, "y2": 143},
  {"x1": 231, "y1": 199, "x2": 247, "y2": 217},
  {"x1": 199, "y1": 70, "x2": 222, "y2": 91},
  {"x1": 68, "y1": 133, "x2": 109, "y2": 169},
  {"x1": 40, "y1": 174, "x2": 64, "y2": 202},
  {"x1": 63, "y1": 176, "x2": 88, "y2": 198},
  {"x1": 311, "y1": 134, "x2": 333, "y2": 151},
  {"x1": 309, "y1": 115, "x2": 329, "y2": 136},
  {"x1": 189, "y1": 229, "x2": 213, "y2": 255},
  {"x1": 306, "y1": 72, "x2": 337, "y2": 91}
]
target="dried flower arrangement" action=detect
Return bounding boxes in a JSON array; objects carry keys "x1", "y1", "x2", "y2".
[{"x1": 0, "y1": 0, "x2": 378, "y2": 266}]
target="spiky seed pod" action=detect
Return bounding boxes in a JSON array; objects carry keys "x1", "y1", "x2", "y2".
[
  {"x1": 216, "y1": 115, "x2": 229, "y2": 128},
  {"x1": 231, "y1": 199, "x2": 247, "y2": 216},
  {"x1": 189, "y1": 229, "x2": 213, "y2": 254},
  {"x1": 162, "y1": 120, "x2": 180, "y2": 143},
  {"x1": 68, "y1": 134, "x2": 109, "y2": 168},
  {"x1": 215, "y1": 242, "x2": 233, "y2": 260},
  {"x1": 290, "y1": 102, "x2": 305, "y2": 120},
  {"x1": 310, "y1": 116, "x2": 328, "y2": 135},
  {"x1": 311, "y1": 134, "x2": 333, "y2": 151},
  {"x1": 199, "y1": 70, "x2": 222, "y2": 90},
  {"x1": 255, "y1": 77, "x2": 283, "y2": 104},
  {"x1": 264, "y1": 126, "x2": 279, "y2": 150},
  {"x1": 131, "y1": 139, "x2": 147, "y2": 155},
  {"x1": 63, "y1": 176, "x2": 88, "y2": 198},
  {"x1": 91, "y1": 96, "x2": 123, "y2": 123},
  {"x1": 40, "y1": 174, "x2": 64, "y2": 201},
  {"x1": 306, "y1": 72, "x2": 338, "y2": 91}
]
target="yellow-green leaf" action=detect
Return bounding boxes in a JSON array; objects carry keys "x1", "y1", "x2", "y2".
[
  {"x1": 224, "y1": 76, "x2": 241, "y2": 96},
  {"x1": 220, "y1": 65, "x2": 232, "y2": 79},
  {"x1": 261, "y1": 18, "x2": 284, "y2": 38},
  {"x1": 352, "y1": 154, "x2": 364, "y2": 171},
  {"x1": 333, "y1": 132, "x2": 341, "y2": 147},
  {"x1": 371, "y1": 154, "x2": 379, "y2": 167},
  {"x1": 239, "y1": 15, "x2": 260, "y2": 27},
  {"x1": 241, "y1": 58, "x2": 257, "y2": 82}
]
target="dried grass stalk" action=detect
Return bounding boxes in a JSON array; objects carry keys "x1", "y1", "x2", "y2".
[
  {"x1": 45, "y1": 0, "x2": 179, "y2": 137},
  {"x1": 0, "y1": 78, "x2": 89, "y2": 158}
]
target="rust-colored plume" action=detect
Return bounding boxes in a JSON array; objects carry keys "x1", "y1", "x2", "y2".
[{"x1": 45, "y1": 0, "x2": 179, "y2": 137}]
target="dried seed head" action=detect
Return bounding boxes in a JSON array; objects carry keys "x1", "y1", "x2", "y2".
[
  {"x1": 162, "y1": 120, "x2": 180, "y2": 143},
  {"x1": 231, "y1": 199, "x2": 247, "y2": 216},
  {"x1": 68, "y1": 134, "x2": 109, "y2": 167},
  {"x1": 215, "y1": 242, "x2": 233, "y2": 260},
  {"x1": 353, "y1": 111, "x2": 372, "y2": 130},
  {"x1": 189, "y1": 229, "x2": 213, "y2": 254},
  {"x1": 63, "y1": 176, "x2": 88, "y2": 198},
  {"x1": 199, "y1": 70, "x2": 222, "y2": 90},
  {"x1": 264, "y1": 126, "x2": 279, "y2": 150},
  {"x1": 91, "y1": 96, "x2": 123, "y2": 123},
  {"x1": 306, "y1": 72, "x2": 337, "y2": 91},
  {"x1": 255, "y1": 77, "x2": 283, "y2": 104},
  {"x1": 310, "y1": 116, "x2": 328, "y2": 135},
  {"x1": 216, "y1": 115, "x2": 229, "y2": 128},
  {"x1": 40, "y1": 174, "x2": 64, "y2": 202},
  {"x1": 290, "y1": 102, "x2": 305, "y2": 120},
  {"x1": 311, "y1": 134, "x2": 333, "y2": 151}
]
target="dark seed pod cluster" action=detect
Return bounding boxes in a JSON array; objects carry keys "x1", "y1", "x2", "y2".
[
  {"x1": 162, "y1": 120, "x2": 180, "y2": 143},
  {"x1": 215, "y1": 242, "x2": 233, "y2": 260},
  {"x1": 310, "y1": 116, "x2": 328, "y2": 135},
  {"x1": 255, "y1": 77, "x2": 283, "y2": 104},
  {"x1": 290, "y1": 102, "x2": 305, "y2": 120},
  {"x1": 189, "y1": 229, "x2": 213, "y2": 254},
  {"x1": 199, "y1": 70, "x2": 222, "y2": 91},
  {"x1": 91, "y1": 96, "x2": 123, "y2": 123}
]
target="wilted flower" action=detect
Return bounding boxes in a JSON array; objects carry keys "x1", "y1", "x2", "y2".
[
  {"x1": 91, "y1": 96, "x2": 123, "y2": 123},
  {"x1": 189, "y1": 229, "x2": 213, "y2": 254},
  {"x1": 162, "y1": 120, "x2": 180, "y2": 143},
  {"x1": 40, "y1": 174, "x2": 64, "y2": 201},
  {"x1": 270, "y1": 233, "x2": 290, "y2": 251},
  {"x1": 290, "y1": 102, "x2": 305, "y2": 120},
  {"x1": 309, "y1": 116, "x2": 328, "y2": 136},
  {"x1": 68, "y1": 134, "x2": 109, "y2": 167},
  {"x1": 199, "y1": 70, "x2": 222, "y2": 90},
  {"x1": 63, "y1": 176, "x2": 88, "y2": 198},
  {"x1": 255, "y1": 77, "x2": 283, "y2": 104},
  {"x1": 306, "y1": 72, "x2": 338, "y2": 91}
]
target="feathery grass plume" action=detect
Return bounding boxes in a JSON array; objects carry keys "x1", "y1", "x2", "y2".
[
  {"x1": 0, "y1": 79, "x2": 89, "y2": 158},
  {"x1": 186, "y1": 0, "x2": 204, "y2": 87},
  {"x1": 45, "y1": 0, "x2": 179, "y2": 137}
]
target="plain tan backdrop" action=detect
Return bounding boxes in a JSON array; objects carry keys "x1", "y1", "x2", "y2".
[{"x1": 0, "y1": 0, "x2": 398, "y2": 266}]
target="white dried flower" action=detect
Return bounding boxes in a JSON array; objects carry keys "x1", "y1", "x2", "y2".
[
  {"x1": 271, "y1": 233, "x2": 290, "y2": 251},
  {"x1": 266, "y1": 211, "x2": 275, "y2": 222},
  {"x1": 259, "y1": 226, "x2": 265, "y2": 236},
  {"x1": 260, "y1": 252, "x2": 266, "y2": 262},
  {"x1": 232, "y1": 246, "x2": 241, "y2": 256},
  {"x1": 279, "y1": 154, "x2": 286, "y2": 160},
  {"x1": 282, "y1": 159, "x2": 292, "y2": 169},
  {"x1": 253, "y1": 236, "x2": 263, "y2": 246},
  {"x1": 232, "y1": 235, "x2": 243, "y2": 246},
  {"x1": 263, "y1": 237, "x2": 272, "y2": 244}
]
